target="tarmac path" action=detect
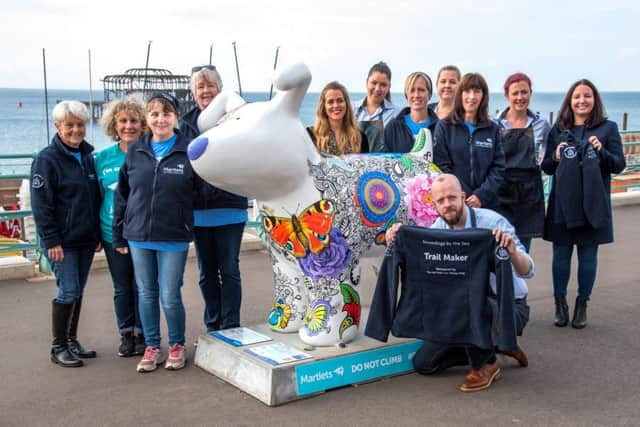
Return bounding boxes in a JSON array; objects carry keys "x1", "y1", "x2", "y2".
[{"x1": 1, "y1": 205, "x2": 639, "y2": 426}]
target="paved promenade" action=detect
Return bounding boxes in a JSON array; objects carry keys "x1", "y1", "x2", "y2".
[{"x1": 1, "y1": 205, "x2": 639, "y2": 426}]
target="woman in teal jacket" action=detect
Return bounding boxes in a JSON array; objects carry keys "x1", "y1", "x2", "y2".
[{"x1": 96, "y1": 97, "x2": 146, "y2": 357}]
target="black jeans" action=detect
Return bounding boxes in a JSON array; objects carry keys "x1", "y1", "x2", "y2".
[
  {"x1": 103, "y1": 242, "x2": 141, "y2": 335},
  {"x1": 413, "y1": 342, "x2": 495, "y2": 374},
  {"x1": 193, "y1": 223, "x2": 245, "y2": 332}
]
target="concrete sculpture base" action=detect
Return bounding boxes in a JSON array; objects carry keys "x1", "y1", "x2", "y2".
[{"x1": 194, "y1": 311, "x2": 421, "y2": 406}]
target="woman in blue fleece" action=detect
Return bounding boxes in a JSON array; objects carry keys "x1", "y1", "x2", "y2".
[
  {"x1": 113, "y1": 92, "x2": 196, "y2": 373},
  {"x1": 542, "y1": 79, "x2": 625, "y2": 329},
  {"x1": 433, "y1": 73, "x2": 506, "y2": 210}
]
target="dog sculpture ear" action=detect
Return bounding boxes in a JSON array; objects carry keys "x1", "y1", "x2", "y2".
[
  {"x1": 270, "y1": 62, "x2": 312, "y2": 118},
  {"x1": 197, "y1": 91, "x2": 247, "y2": 133}
]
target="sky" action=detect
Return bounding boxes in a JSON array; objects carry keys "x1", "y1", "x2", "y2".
[{"x1": 0, "y1": 0, "x2": 638, "y2": 93}]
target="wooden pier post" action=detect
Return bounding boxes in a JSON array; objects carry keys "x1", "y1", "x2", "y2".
[{"x1": 622, "y1": 112, "x2": 628, "y2": 131}]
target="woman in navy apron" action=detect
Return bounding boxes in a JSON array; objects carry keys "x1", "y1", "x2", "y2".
[{"x1": 494, "y1": 73, "x2": 550, "y2": 252}]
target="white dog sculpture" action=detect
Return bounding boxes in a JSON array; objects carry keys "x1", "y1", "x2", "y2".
[{"x1": 188, "y1": 63, "x2": 439, "y2": 346}]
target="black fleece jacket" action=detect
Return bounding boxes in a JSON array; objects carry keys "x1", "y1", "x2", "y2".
[
  {"x1": 383, "y1": 107, "x2": 439, "y2": 153},
  {"x1": 433, "y1": 117, "x2": 506, "y2": 209},
  {"x1": 112, "y1": 131, "x2": 196, "y2": 247},
  {"x1": 30, "y1": 134, "x2": 100, "y2": 249}
]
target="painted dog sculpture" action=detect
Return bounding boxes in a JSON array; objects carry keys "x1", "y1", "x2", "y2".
[{"x1": 188, "y1": 62, "x2": 440, "y2": 346}]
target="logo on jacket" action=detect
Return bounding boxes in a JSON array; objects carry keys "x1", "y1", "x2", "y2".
[
  {"x1": 475, "y1": 140, "x2": 493, "y2": 149},
  {"x1": 31, "y1": 174, "x2": 45, "y2": 189},
  {"x1": 495, "y1": 246, "x2": 510, "y2": 261},
  {"x1": 162, "y1": 164, "x2": 185, "y2": 175},
  {"x1": 563, "y1": 146, "x2": 577, "y2": 159}
]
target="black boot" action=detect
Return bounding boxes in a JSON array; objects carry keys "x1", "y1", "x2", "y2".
[
  {"x1": 572, "y1": 297, "x2": 588, "y2": 329},
  {"x1": 554, "y1": 296, "x2": 569, "y2": 327},
  {"x1": 51, "y1": 300, "x2": 83, "y2": 367},
  {"x1": 67, "y1": 298, "x2": 97, "y2": 358}
]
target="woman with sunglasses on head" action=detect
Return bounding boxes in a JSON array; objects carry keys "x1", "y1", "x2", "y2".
[
  {"x1": 383, "y1": 71, "x2": 438, "y2": 153},
  {"x1": 430, "y1": 65, "x2": 461, "y2": 120},
  {"x1": 308, "y1": 81, "x2": 368, "y2": 155},
  {"x1": 113, "y1": 92, "x2": 196, "y2": 373},
  {"x1": 493, "y1": 73, "x2": 550, "y2": 253},
  {"x1": 433, "y1": 72, "x2": 505, "y2": 210},
  {"x1": 180, "y1": 65, "x2": 248, "y2": 336},
  {"x1": 96, "y1": 96, "x2": 147, "y2": 357},
  {"x1": 542, "y1": 79, "x2": 625, "y2": 329}
]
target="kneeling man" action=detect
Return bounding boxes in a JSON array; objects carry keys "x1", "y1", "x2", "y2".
[{"x1": 385, "y1": 174, "x2": 534, "y2": 392}]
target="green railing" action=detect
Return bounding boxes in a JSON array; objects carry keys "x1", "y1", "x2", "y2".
[
  {"x1": 0, "y1": 152, "x2": 38, "y2": 180},
  {"x1": 0, "y1": 153, "x2": 50, "y2": 272}
]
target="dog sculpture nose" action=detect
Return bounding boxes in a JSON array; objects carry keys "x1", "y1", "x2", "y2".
[{"x1": 188, "y1": 137, "x2": 208, "y2": 161}]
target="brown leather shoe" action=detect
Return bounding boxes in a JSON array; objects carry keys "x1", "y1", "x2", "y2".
[
  {"x1": 498, "y1": 346, "x2": 529, "y2": 367},
  {"x1": 460, "y1": 361, "x2": 501, "y2": 392}
]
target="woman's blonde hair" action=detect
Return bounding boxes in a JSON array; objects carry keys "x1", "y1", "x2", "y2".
[
  {"x1": 312, "y1": 81, "x2": 361, "y2": 155},
  {"x1": 100, "y1": 96, "x2": 147, "y2": 141},
  {"x1": 404, "y1": 72, "x2": 432, "y2": 101}
]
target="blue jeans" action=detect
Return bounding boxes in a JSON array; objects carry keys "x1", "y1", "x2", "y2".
[
  {"x1": 193, "y1": 223, "x2": 245, "y2": 331},
  {"x1": 103, "y1": 242, "x2": 142, "y2": 335},
  {"x1": 129, "y1": 246, "x2": 188, "y2": 348},
  {"x1": 48, "y1": 246, "x2": 95, "y2": 304},
  {"x1": 552, "y1": 243, "x2": 599, "y2": 301}
]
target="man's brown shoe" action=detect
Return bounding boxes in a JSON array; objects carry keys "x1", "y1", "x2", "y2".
[
  {"x1": 498, "y1": 346, "x2": 529, "y2": 367},
  {"x1": 460, "y1": 361, "x2": 501, "y2": 392}
]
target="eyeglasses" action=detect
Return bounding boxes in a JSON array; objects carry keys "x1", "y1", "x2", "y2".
[{"x1": 191, "y1": 65, "x2": 217, "y2": 73}]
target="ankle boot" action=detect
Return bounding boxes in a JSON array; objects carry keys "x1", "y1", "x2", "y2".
[
  {"x1": 67, "y1": 297, "x2": 96, "y2": 358},
  {"x1": 572, "y1": 297, "x2": 588, "y2": 329},
  {"x1": 554, "y1": 296, "x2": 569, "y2": 327},
  {"x1": 51, "y1": 300, "x2": 83, "y2": 367}
]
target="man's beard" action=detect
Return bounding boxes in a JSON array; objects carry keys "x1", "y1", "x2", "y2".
[{"x1": 441, "y1": 205, "x2": 463, "y2": 227}]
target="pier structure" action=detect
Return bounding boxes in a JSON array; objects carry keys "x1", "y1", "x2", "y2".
[{"x1": 102, "y1": 67, "x2": 195, "y2": 117}]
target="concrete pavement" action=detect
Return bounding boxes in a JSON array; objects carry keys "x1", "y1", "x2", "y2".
[{"x1": 1, "y1": 205, "x2": 639, "y2": 426}]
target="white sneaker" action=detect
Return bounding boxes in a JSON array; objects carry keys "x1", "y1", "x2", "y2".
[
  {"x1": 165, "y1": 343, "x2": 186, "y2": 370},
  {"x1": 136, "y1": 346, "x2": 164, "y2": 373}
]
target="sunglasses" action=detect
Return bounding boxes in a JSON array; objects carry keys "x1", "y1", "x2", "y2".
[{"x1": 191, "y1": 65, "x2": 217, "y2": 73}]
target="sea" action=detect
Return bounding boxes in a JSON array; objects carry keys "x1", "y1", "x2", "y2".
[{"x1": 1, "y1": 87, "x2": 639, "y2": 175}]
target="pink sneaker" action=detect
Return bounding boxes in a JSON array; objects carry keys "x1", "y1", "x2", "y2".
[
  {"x1": 136, "y1": 347, "x2": 164, "y2": 373},
  {"x1": 165, "y1": 343, "x2": 187, "y2": 370}
]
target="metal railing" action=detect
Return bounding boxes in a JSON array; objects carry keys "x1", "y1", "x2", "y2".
[{"x1": 2, "y1": 135, "x2": 639, "y2": 261}]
